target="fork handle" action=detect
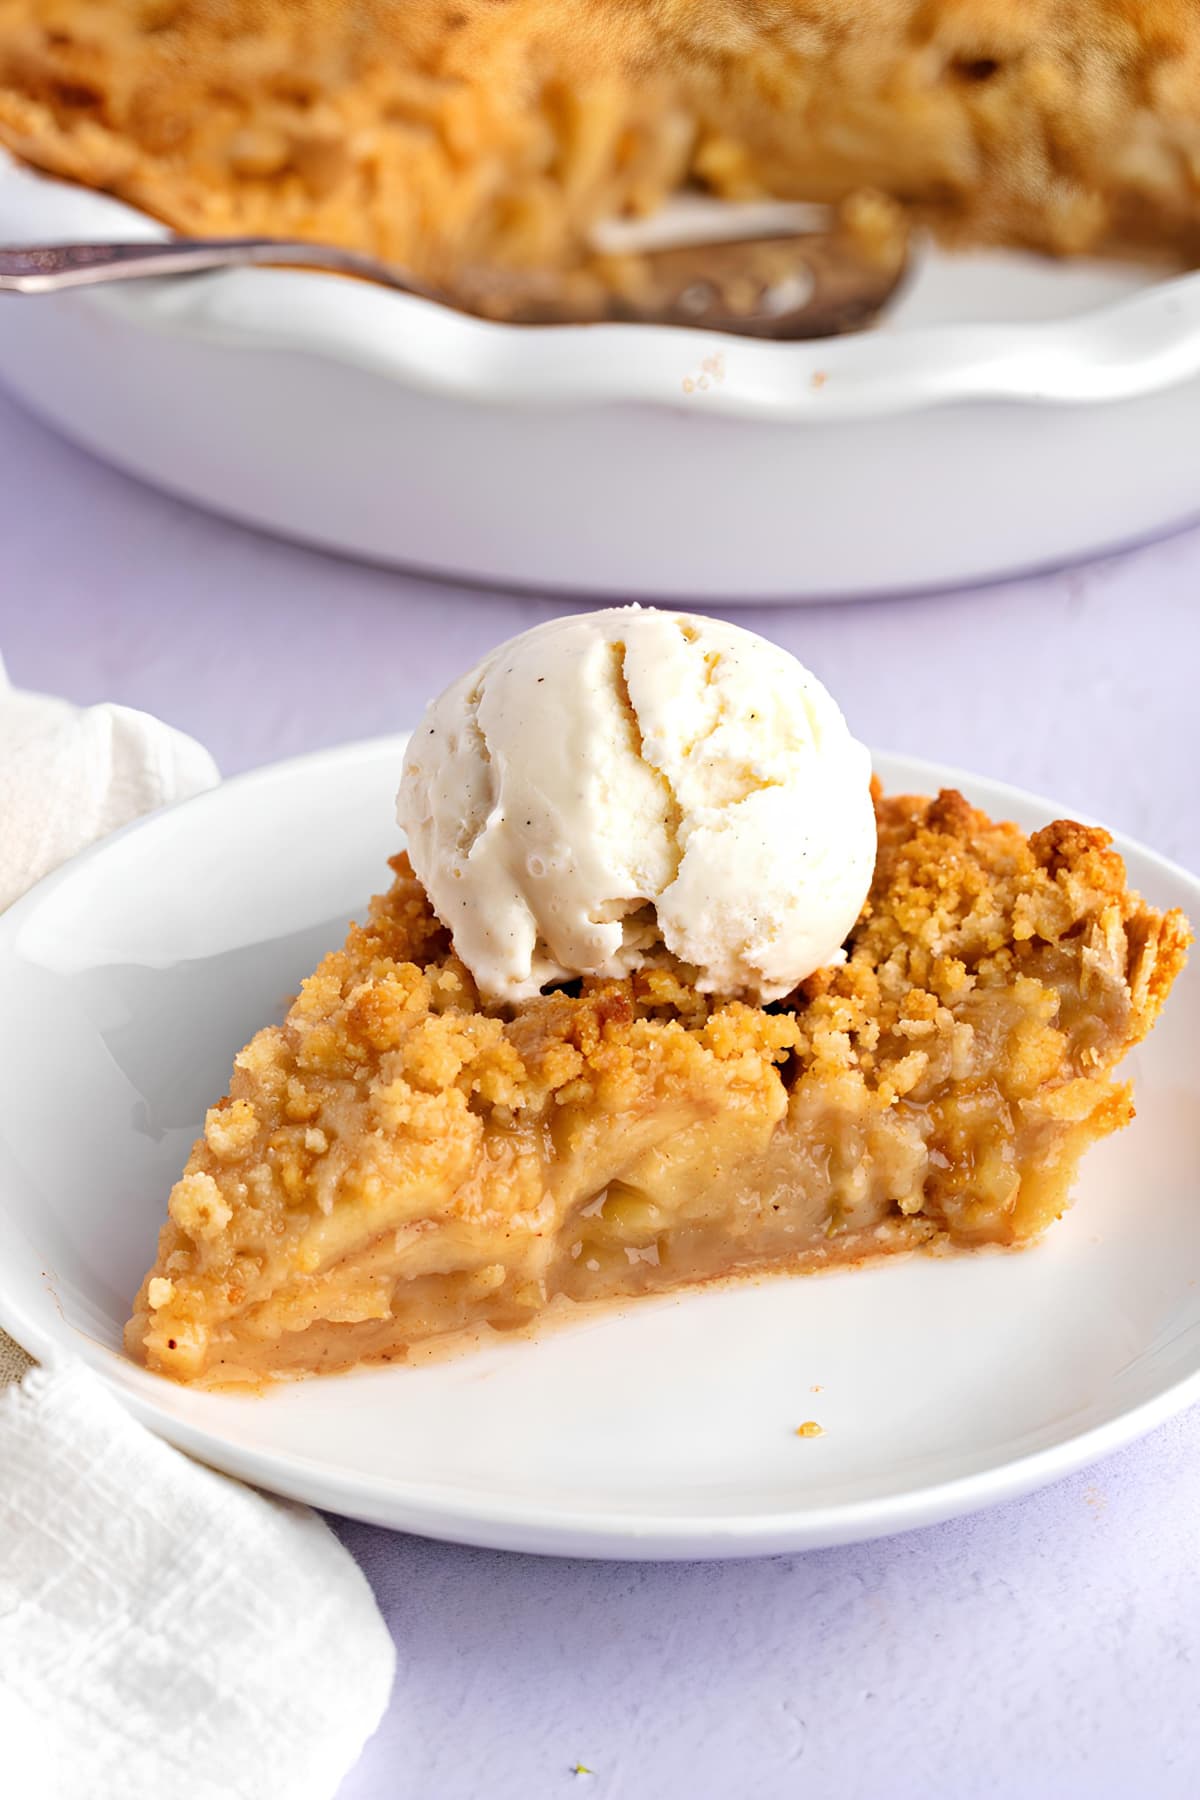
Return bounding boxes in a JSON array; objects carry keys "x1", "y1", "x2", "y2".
[{"x1": 0, "y1": 237, "x2": 437, "y2": 296}]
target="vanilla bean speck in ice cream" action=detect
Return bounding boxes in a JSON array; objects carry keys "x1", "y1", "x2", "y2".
[{"x1": 396, "y1": 608, "x2": 876, "y2": 1003}]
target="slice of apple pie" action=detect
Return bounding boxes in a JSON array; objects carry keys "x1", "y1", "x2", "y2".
[{"x1": 128, "y1": 785, "x2": 1189, "y2": 1386}]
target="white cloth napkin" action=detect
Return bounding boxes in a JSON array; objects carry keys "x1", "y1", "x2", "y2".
[
  {"x1": 0, "y1": 653, "x2": 218, "y2": 911},
  {"x1": 0, "y1": 665, "x2": 396, "y2": 1800}
]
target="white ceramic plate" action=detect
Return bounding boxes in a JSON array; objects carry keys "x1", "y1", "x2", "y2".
[
  {"x1": 0, "y1": 737, "x2": 1196, "y2": 1558},
  {"x1": 3, "y1": 152, "x2": 1200, "y2": 598}
]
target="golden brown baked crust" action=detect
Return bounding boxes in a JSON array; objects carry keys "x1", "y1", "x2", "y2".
[
  {"x1": 126, "y1": 786, "x2": 1190, "y2": 1386},
  {"x1": 2, "y1": 2, "x2": 1200, "y2": 289}
]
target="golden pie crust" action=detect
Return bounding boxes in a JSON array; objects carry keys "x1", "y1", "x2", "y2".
[{"x1": 127, "y1": 785, "x2": 1191, "y2": 1387}]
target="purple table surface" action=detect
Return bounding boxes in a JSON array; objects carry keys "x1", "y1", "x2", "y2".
[{"x1": 2, "y1": 382, "x2": 1199, "y2": 1800}]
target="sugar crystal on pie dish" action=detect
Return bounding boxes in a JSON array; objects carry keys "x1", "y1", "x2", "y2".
[{"x1": 127, "y1": 611, "x2": 1191, "y2": 1386}]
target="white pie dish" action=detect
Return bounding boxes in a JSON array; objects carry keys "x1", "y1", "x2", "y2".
[
  {"x1": 0, "y1": 735, "x2": 1196, "y2": 1559},
  {"x1": 3, "y1": 151, "x2": 1200, "y2": 600}
]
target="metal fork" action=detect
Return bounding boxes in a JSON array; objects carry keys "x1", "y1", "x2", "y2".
[{"x1": 0, "y1": 227, "x2": 909, "y2": 338}]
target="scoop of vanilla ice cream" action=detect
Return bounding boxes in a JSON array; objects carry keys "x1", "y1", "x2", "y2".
[{"x1": 397, "y1": 608, "x2": 876, "y2": 1003}]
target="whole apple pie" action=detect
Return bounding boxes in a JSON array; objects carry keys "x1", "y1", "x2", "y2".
[
  {"x1": 3, "y1": 1, "x2": 1200, "y2": 299},
  {"x1": 126, "y1": 613, "x2": 1190, "y2": 1387}
]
